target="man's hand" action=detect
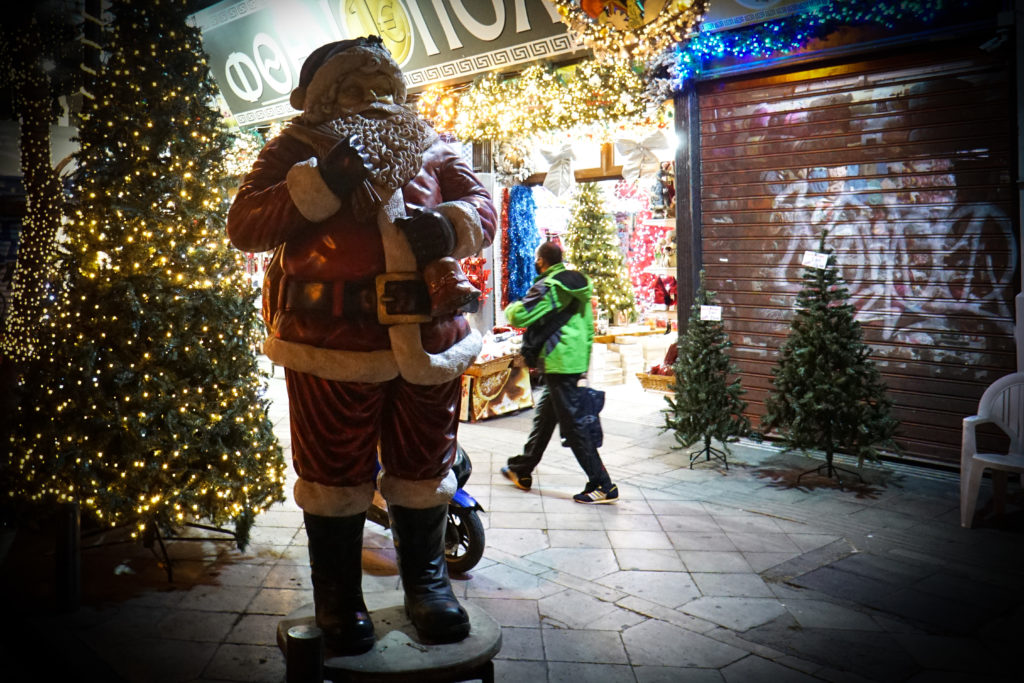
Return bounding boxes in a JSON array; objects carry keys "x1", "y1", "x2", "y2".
[
  {"x1": 394, "y1": 208, "x2": 456, "y2": 266},
  {"x1": 318, "y1": 135, "x2": 373, "y2": 199}
]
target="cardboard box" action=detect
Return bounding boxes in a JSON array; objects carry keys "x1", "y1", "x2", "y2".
[{"x1": 459, "y1": 357, "x2": 533, "y2": 422}]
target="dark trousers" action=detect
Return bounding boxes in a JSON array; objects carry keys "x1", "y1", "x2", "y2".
[{"x1": 507, "y1": 373, "x2": 612, "y2": 488}]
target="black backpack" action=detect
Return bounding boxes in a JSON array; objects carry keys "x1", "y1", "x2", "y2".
[{"x1": 519, "y1": 299, "x2": 579, "y2": 368}]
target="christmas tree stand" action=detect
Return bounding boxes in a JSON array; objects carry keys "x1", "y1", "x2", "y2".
[
  {"x1": 796, "y1": 454, "x2": 863, "y2": 485},
  {"x1": 690, "y1": 442, "x2": 729, "y2": 470},
  {"x1": 277, "y1": 590, "x2": 501, "y2": 683}
]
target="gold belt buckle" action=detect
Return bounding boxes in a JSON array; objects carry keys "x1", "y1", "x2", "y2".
[{"x1": 375, "y1": 272, "x2": 432, "y2": 325}]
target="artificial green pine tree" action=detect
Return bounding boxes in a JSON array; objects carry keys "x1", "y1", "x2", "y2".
[
  {"x1": 762, "y1": 230, "x2": 898, "y2": 480},
  {"x1": 564, "y1": 182, "x2": 637, "y2": 323},
  {"x1": 5, "y1": 0, "x2": 286, "y2": 547},
  {"x1": 664, "y1": 273, "x2": 750, "y2": 468}
]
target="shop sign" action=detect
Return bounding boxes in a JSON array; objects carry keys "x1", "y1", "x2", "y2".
[
  {"x1": 191, "y1": 0, "x2": 583, "y2": 126},
  {"x1": 701, "y1": 0, "x2": 824, "y2": 32}
]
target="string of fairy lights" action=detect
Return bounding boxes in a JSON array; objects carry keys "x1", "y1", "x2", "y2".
[
  {"x1": 550, "y1": 0, "x2": 708, "y2": 62},
  {"x1": 0, "y1": 17, "x2": 65, "y2": 363}
]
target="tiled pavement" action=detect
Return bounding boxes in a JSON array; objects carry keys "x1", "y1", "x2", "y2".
[{"x1": 2, "y1": 363, "x2": 1023, "y2": 682}]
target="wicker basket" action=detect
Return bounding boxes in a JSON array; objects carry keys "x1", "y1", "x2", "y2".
[{"x1": 637, "y1": 372, "x2": 673, "y2": 392}]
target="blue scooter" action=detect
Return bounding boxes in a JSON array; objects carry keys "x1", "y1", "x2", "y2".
[{"x1": 365, "y1": 444, "x2": 485, "y2": 573}]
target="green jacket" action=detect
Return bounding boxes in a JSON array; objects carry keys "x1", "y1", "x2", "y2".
[{"x1": 505, "y1": 263, "x2": 593, "y2": 374}]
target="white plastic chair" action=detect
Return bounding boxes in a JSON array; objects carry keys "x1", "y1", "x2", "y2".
[{"x1": 960, "y1": 372, "x2": 1024, "y2": 528}]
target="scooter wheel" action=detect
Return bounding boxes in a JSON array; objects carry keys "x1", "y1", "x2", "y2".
[{"x1": 445, "y1": 506, "x2": 485, "y2": 574}]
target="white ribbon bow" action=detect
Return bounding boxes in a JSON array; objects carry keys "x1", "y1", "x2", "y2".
[
  {"x1": 615, "y1": 129, "x2": 670, "y2": 183},
  {"x1": 541, "y1": 143, "x2": 576, "y2": 197}
]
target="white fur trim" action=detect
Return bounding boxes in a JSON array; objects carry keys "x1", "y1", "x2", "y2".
[
  {"x1": 264, "y1": 336, "x2": 400, "y2": 382},
  {"x1": 389, "y1": 325, "x2": 481, "y2": 385},
  {"x1": 435, "y1": 201, "x2": 484, "y2": 259},
  {"x1": 294, "y1": 479, "x2": 375, "y2": 516},
  {"x1": 379, "y1": 469, "x2": 457, "y2": 509},
  {"x1": 378, "y1": 193, "x2": 417, "y2": 271},
  {"x1": 287, "y1": 158, "x2": 341, "y2": 223}
]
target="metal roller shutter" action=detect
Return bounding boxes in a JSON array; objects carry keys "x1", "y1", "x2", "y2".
[{"x1": 698, "y1": 48, "x2": 1019, "y2": 466}]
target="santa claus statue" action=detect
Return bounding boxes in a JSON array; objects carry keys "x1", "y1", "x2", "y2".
[{"x1": 227, "y1": 36, "x2": 495, "y2": 653}]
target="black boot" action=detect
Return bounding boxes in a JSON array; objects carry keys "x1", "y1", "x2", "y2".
[
  {"x1": 303, "y1": 512, "x2": 375, "y2": 655},
  {"x1": 389, "y1": 504, "x2": 471, "y2": 643}
]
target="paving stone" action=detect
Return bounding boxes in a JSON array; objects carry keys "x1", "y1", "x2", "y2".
[
  {"x1": 485, "y1": 527, "x2": 550, "y2": 555},
  {"x1": 622, "y1": 619, "x2": 747, "y2": 668},
  {"x1": 495, "y1": 626, "x2": 544, "y2": 660},
  {"x1": 467, "y1": 597, "x2": 540, "y2": 627},
  {"x1": 741, "y1": 617, "x2": 920, "y2": 682},
  {"x1": 548, "y1": 661, "x2": 637, "y2": 682},
  {"x1": 539, "y1": 588, "x2": 623, "y2": 629},
  {"x1": 226, "y1": 613, "x2": 283, "y2": 646},
  {"x1": 692, "y1": 572, "x2": 775, "y2": 598},
  {"x1": 721, "y1": 654, "x2": 825, "y2": 683},
  {"x1": 607, "y1": 529, "x2": 674, "y2": 550},
  {"x1": 596, "y1": 570, "x2": 700, "y2": 608},
  {"x1": 679, "y1": 550, "x2": 753, "y2": 573},
  {"x1": 681, "y1": 597, "x2": 788, "y2": 631},
  {"x1": 494, "y1": 659, "x2": 547, "y2": 683},
  {"x1": 202, "y1": 643, "x2": 285, "y2": 683},
  {"x1": 613, "y1": 547, "x2": 686, "y2": 571},
  {"x1": 547, "y1": 529, "x2": 612, "y2": 549},
  {"x1": 526, "y1": 547, "x2": 619, "y2": 579},
  {"x1": 157, "y1": 608, "x2": 237, "y2": 642},
  {"x1": 792, "y1": 565, "x2": 899, "y2": 605},
  {"x1": 667, "y1": 531, "x2": 739, "y2": 551},
  {"x1": 542, "y1": 628, "x2": 629, "y2": 663},
  {"x1": 828, "y1": 552, "x2": 933, "y2": 586},
  {"x1": 465, "y1": 562, "x2": 565, "y2": 600},
  {"x1": 783, "y1": 599, "x2": 882, "y2": 631},
  {"x1": 634, "y1": 666, "x2": 725, "y2": 682}
]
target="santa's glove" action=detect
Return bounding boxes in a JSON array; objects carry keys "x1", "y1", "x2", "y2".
[
  {"x1": 394, "y1": 208, "x2": 456, "y2": 268},
  {"x1": 318, "y1": 135, "x2": 374, "y2": 200}
]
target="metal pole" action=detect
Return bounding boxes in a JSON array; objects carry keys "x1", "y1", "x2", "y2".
[
  {"x1": 286, "y1": 624, "x2": 324, "y2": 683},
  {"x1": 55, "y1": 501, "x2": 80, "y2": 612}
]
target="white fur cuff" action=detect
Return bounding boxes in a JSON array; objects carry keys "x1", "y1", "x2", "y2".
[
  {"x1": 264, "y1": 336, "x2": 400, "y2": 382},
  {"x1": 294, "y1": 479, "x2": 375, "y2": 517},
  {"x1": 287, "y1": 158, "x2": 342, "y2": 223},
  {"x1": 389, "y1": 325, "x2": 482, "y2": 385},
  {"x1": 435, "y1": 201, "x2": 484, "y2": 259},
  {"x1": 379, "y1": 469, "x2": 458, "y2": 509}
]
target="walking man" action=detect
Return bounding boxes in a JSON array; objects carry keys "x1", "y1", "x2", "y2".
[{"x1": 501, "y1": 241, "x2": 618, "y2": 504}]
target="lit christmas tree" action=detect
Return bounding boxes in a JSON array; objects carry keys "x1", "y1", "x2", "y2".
[
  {"x1": 5, "y1": 0, "x2": 286, "y2": 547},
  {"x1": 564, "y1": 182, "x2": 637, "y2": 323},
  {"x1": 762, "y1": 231, "x2": 899, "y2": 480},
  {"x1": 0, "y1": 6, "x2": 81, "y2": 362},
  {"x1": 664, "y1": 272, "x2": 749, "y2": 468}
]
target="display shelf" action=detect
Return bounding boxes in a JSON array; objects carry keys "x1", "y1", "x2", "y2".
[{"x1": 642, "y1": 217, "x2": 676, "y2": 227}]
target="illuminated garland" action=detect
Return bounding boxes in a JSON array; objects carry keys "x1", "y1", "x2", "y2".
[
  {"x1": 415, "y1": 84, "x2": 462, "y2": 135},
  {"x1": 505, "y1": 185, "x2": 541, "y2": 303},
  {"x1": 654, "y1": 0, "x2": 954, "y2": 94},
  {"x1": 551, "y1": 0, "x2": 708, "y2": 62},
  {"x1": 455, "y1": 59, "x2": 649, "y2": 143}
]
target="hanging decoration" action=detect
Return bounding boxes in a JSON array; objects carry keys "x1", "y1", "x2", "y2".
[
  {"x1": 505, "y1": 185, "x2": 542, "y2": 304},
  {"x1": 541, "y1": 143, "x2": 576, "y2": 197},
  {"x1": 494, "y1": 138, "x2": 534, "y2": 187},
  {"x1": 550, "y1": 0, "x2": 709, "y2": 62},
  {"x1": 652, "y1": 0, "x2": 954, "y2": 95},
  {"x1": 460, "y1": 254, "x2": 492, "y2": 307},
  {"x1": 500, "y1": 188, "x2": 512, "y2": 308},
  {"x1": 615, "y1": 128, "x2": 670, "y2": 183}
]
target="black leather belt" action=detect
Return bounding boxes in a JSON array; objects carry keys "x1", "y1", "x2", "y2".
[{"x1": 281, "y1": 273, "x2": 431, "y2": 324}]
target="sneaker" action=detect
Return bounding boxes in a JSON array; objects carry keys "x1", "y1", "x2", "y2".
[
  {"x1": 501, "y1": 466, "x2": 532, "y2": 491},
  {"x1": 573, "y1": 483, "x2": 618, "y2": 504}
]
